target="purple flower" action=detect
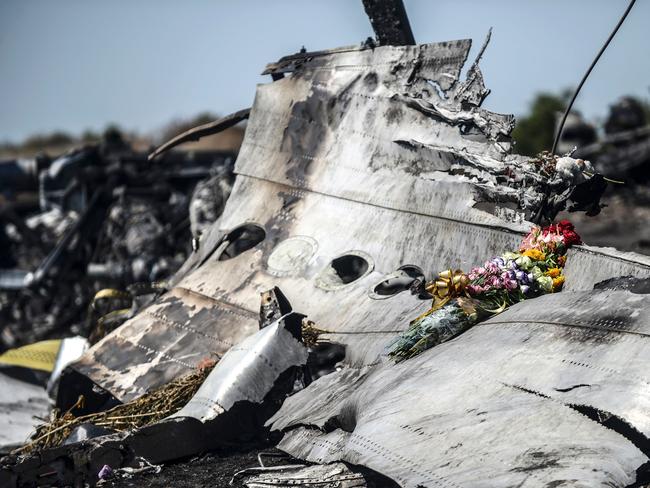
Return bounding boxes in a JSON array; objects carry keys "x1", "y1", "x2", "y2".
[
  {"x1": 98, "y1": 465, "x2": 113, "y2": 480},
  {"x1": 521, "y1": 284, "x2": 530, "y2": 294},
  {"x1": 515, "y1": 270, "x2": 529, "y2": 284}
]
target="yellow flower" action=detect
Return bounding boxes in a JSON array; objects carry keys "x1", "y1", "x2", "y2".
[
  {"x1": 552, "y1": 275, "x2": 565, "y2": 291},
  {"x1": 522, "y1": 249, "x2": 546, "y2": 261},
  {"x1": 545, "y1": 267, "x2": 561, "y2": 278}
]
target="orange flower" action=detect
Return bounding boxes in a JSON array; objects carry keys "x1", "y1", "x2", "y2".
[
  {"x1": 557, "y1": 255, "x2": 566, "y2": 267},
  {"x1": 552, "y1": 275, "x2": 565, "y2": 291},
  {"x1": 545, "y1": 267, "x2": 561, "y2": 278},
  {"x1": 522, "y1": 249, "x2": 546, "y2": 261}
]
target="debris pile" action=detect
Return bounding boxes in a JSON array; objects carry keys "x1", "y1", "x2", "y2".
[
  {"x1": 0, "y1": 136, "x2": 235, "y2": 350},
  {"x1": 2, "y1": 4, "x2": 650, "y2": 487}
]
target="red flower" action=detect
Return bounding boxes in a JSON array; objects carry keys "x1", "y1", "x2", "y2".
[
  {"x1": 538, "y1": 220, "x2": 582, "y2": 248},
  {"x1": 562, "y1": 229, "x2": 581, "y2": 246}
]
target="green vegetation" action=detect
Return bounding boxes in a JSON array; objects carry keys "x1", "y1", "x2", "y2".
[{"x1": 512, "y1": 91, "x2": 570, "y2": 157}]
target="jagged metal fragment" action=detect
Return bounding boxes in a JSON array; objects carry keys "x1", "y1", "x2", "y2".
[
  {"x1": 234, "y1": 462, "x2": 371, "y2": 488},
  {"x1": 0, "y1": 297, "x2": 308, "y2": 486},
  {"x1": 63, "y1": 38, "x2": 534, "y2": 409},
  {"x1": 170, "y1": 294, "x2": 308, "y2": 422}
]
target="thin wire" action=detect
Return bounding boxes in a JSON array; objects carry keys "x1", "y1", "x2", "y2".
[{"x1": 551, "y1": 0, "x2": 637, "y2": 155}]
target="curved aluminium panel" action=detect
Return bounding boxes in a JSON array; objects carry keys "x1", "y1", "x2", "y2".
[
  {"x1": 271, "y1": 290, "x2": 650, "y2": 487},
  {"x1": 68, "y1": 38, "x2": 528, "y2": 404},
  {"x1": 63, "y1": 38, "x2": 650, "y2": 486}
]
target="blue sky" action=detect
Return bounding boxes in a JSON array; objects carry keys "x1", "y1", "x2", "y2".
[{"x1": 1, "y1": 0, "x2": 648, "y2": 142}]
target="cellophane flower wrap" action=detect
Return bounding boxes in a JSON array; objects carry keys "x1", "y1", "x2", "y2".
[{"x1": 388, "y1": 221, "x2": 581, "y2": 362}]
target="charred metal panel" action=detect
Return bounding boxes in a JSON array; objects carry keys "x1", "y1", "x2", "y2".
[
  {"x1": 564, "y1": 245, "x2": 650, "y2": 291},
  {"x1": 61, "y1": 38, "x2": 650, "y2": 486},
  {"x1": 171, "y1": 308, "x2": 308, "y2": 421},
  {"x1": 362, "y1": 0, "x2": 415, "y2": 46},
  {"x1": 270, "y1": 289, "x2": 650, "y2": 487},
  {"x1": 67, "y1": 38, "x2": 650, "y2": 404},
  {"x1": 67, "y1": 285, "x2": 257, "y2": 404},
  {"x1": 0, "y1": 309, "x2": 309, "y2": 486},
  {"x1": 67, "y1": 40, "x2": 534, "y2": 403},
  {"x1": 246, "y1": 39, "x2": 526, "y2": 228}
]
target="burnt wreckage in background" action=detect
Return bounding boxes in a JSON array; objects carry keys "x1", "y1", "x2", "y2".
[
  {"x1": 2, "y1": 1, "x2": 650, "y2": 487},
  {"x1": 0, "y1": 133, "x2": 235, "y2": 349}
]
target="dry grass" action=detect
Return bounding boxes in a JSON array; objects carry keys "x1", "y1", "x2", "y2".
[{"x1": 15, "y1": 359, "x2": 217, "y2": 454}]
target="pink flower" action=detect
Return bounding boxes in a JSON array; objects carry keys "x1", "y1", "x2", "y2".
[
  {"x1": 504, "y1": 279, "x2": 518, "y2": 291},
  {"x1": 467, "y1": 284, "x2": 484, "y2": 295},
  {"x1": 488, "y1": 275, "x2": 501, "y2": 288}
]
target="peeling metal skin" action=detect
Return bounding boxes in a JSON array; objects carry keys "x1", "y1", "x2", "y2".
[
  {"x1": 270, "y1": 290, "x2": 650, "y2": 487},
  {"x1": 171, "y1": 307, "x2": 308, "y2": 422},
  {"x1": 58, "y1": 39, "x2": 650, "y2": 486}
]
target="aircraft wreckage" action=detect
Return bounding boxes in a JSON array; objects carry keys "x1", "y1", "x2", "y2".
[{"x1": 2, "y1": 4, "x2": 650, "y2": 488}]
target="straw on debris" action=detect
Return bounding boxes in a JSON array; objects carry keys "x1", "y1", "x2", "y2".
[{"x1": 16, "y1": 358, "x2": 217, "y2": 454}]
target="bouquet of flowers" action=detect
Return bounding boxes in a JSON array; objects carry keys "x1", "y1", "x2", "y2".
[{"x1": 388, "y1": 220, "x2": 582, "y2": 362}]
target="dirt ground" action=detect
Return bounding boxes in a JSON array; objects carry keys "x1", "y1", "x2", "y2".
[
  {"x1": 103, "y1": 446, "x2": 282, "y2": 488},
  {"x1": 101, "y1": 445, "x2": 400, "y2": 488}
]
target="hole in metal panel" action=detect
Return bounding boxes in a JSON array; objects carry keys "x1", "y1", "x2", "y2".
[
  {"x1": 307, "y1": 342, "x2": 346, "y2": 381},
  {"x1": 369, "y1": 265, "x2": 424, "y2": 299},
  {"x1": 331, "y1": 255, "x2": 369, "y2": 284},
  {"x1": 315, "y1": 251, "x2": 373, "y2": 291},
  {"x1": 217, "y1": 223, "x2": 266, "y2": 261}
]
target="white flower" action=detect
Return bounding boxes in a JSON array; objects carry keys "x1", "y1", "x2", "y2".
[{"x1": 554, "y1": 157, "x2": 594, "y2": 185}]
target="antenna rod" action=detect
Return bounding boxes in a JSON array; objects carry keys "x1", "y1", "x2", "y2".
[{"x1": 551, "y1": 0, "x2": 637, "y2": 154}]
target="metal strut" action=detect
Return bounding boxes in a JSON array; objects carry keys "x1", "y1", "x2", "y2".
[
  {"x1": 361, "y1": 0, "x2": 415, "y2": 46},
  {"x1": 552, "y1": 0, "x2": 637, "y2": 154}
]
